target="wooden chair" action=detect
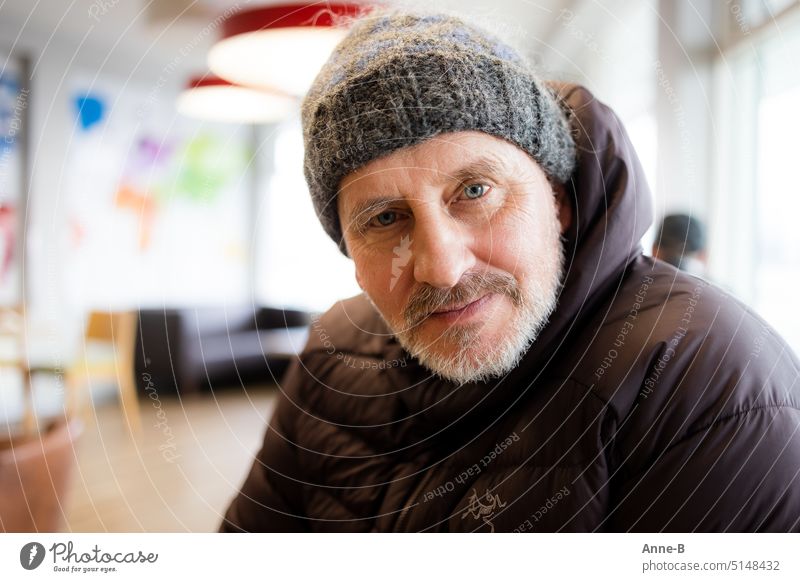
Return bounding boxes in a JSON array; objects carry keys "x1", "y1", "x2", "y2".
[
  {"x1": 0, "y1": 304, "x2": 36, "y2": 433},
  {"x1": 65, "y1": 311, "x2": 141, "y2": 436}
]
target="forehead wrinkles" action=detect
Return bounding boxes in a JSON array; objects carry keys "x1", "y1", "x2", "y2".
[{"x1": 345, "y1": 132, "x2": 516, "y2": 188}]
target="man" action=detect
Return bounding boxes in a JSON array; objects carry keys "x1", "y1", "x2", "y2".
[
  {"x1": 651, "y1": 213, "x2": 708, "y2": 276},
  {"x1": 221, "y1": 10, "x2": 800, "y2": 532}
]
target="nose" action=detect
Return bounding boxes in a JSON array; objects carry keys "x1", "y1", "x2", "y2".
[{"x1": 412, "y1": 212, "x2": 475, "y2": 288}]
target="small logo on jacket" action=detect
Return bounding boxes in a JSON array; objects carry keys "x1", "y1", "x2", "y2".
[
  {"x1": 461, "y1": 488, "x2": 507, "y2": 532},
  {"x1": 20, "y1": 542, "x2": 46, "y2": 570}
]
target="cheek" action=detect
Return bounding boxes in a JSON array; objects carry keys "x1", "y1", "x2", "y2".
[
  {"x1": 474, "y1": 196, "x2": 560, "y2": 276},
  {"x1": 473, "y1": 211, "x2": 534, "y2": 274},
  {"x1": 352, "y1": 251, "x2": 409, "y2": 320},
  {"x1": 475, "y1": 224, "x2": 524, "y2": 275}
]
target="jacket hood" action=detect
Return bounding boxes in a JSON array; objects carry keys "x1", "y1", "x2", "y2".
[{"x1": 528, "y1": 83, "x2": 654, "y2": 366}]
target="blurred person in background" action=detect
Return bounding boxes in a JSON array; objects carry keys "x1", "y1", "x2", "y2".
[{"x1": 652, "y1": 213, "x2": 708, "y2": 276}]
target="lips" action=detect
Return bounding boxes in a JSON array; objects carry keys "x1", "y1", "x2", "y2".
[
  {"x1": 433, "y1": 296, "x2": 485, "y2": 315},
  {"x1": 428, "y1": 293, "x2": 494, "y2": 321}
]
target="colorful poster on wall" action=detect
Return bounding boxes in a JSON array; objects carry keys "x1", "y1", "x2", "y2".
[
  {"x1": 63, "y1": 74, "x2": 251, "y2": 308},
  {"x1": 0, "y1": 51, "x2": 27, "y2": 306}
]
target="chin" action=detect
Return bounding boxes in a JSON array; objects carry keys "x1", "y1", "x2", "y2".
[
  {"x1": 397, "y1": 320, "x2": 537, "y2": 386},
  {"x1": 412, "y1": 339, "x2": 531, "y2": 386}
]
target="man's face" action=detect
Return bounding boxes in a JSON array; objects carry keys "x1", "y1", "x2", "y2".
[{"x1": 338, "y1": 131, "x2": 571, "y2": 385}]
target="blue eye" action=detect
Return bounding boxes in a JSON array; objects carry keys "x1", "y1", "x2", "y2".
[
  {"x1": 463, "y1": 183, "x2": 488, "y2": 199},
  {"x1": 374, "y1": 211, "x2": 397, "y2": 227}
]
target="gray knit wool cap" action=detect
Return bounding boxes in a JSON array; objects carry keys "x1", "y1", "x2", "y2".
[{"x1": 302, "y1": 9, "x2": 577, "y2": 253}]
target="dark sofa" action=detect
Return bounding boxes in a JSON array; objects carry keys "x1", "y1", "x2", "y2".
[{"x1": 134, "y1": 306, "x2": 311, "y2": 395}]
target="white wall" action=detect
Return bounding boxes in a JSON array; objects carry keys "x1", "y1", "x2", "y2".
[{"x1": 0, "y1": 2, "x2": 250, "y2": 363}]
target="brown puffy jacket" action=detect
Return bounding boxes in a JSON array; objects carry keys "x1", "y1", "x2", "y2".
[{"x1": 221, "y1": 84, "x2": 800, "y2": 532}]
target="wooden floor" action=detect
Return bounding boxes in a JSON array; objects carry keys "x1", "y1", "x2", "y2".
[{"x1": 62, "y1": 385, "x2": 276, "y2": 532}]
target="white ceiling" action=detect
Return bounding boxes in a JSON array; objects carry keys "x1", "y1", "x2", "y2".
[{"x1": 0, "y1": 0, "x2": 639, "y2": 82}]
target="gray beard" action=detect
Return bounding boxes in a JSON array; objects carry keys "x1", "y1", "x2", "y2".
[{"x1": 389, "y1": 244, "x2": 565, "y2": 386}]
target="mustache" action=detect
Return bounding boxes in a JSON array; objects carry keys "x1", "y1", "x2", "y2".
[{"x1": 403, "y1": 271, "x2": 523, "y2": 325}]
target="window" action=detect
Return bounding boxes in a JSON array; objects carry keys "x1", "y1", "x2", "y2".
[
  {"x1": 753, "y1": 28, "x2": 800, "y2": 350},
  {"x1": 256, "y1": 119, "x2": 360, "y2": 312},
  {"x1": 711, "y1": 6, "x2": 800, "y2": 354}
]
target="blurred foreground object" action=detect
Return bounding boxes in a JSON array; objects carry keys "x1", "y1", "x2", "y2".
[{"x1": 0, "y1": 418, "x2": 83, "y2": 532}]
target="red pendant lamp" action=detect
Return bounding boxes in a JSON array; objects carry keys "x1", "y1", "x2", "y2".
[
  {"x1": 177, "y1": 75, "x2": 297, "y2": 123},
  {"x1": 208, "y1": 3, "x2": 368, "y2": 97}
]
